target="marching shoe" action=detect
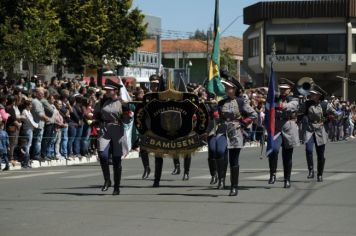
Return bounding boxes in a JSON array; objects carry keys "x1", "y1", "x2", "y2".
[
  {"x1": 229, "y1": 187, "x2": 238, "y2": 196},
  {"x1": 101, "y1": 180, "x2": 111, "y2": 192},
  {"x1": 171, "y1": 164, "x2": 181, "y2": 175},
  {"x1": 284, "y1": 180, "x2": 291, "y2": 188},
  {"x1": 112, "y1": 186, "x2": 120, "y2": 195},
  {"x1": 229, "y1": 166, "x2": 239, "y2": 196},
  {"x1": 2, "y1": 165, "x2": 10, "y2": 171},
  {"x1": 217, "y1": 178, "x2": 226, "y2": 190},
  {"x1": 182, "y1": 172, "x2": 189, "y2": 181},
  {"x1": 307, "y1": 169, "x2": 314, "y2": 179},
  {"x1": 142, "y1": 166, "x2": 151, "y2": 179},
  {"x1": 268, "y1": 174, "x2": 276, "y2": 184},
  {"x1": 317, "y1": 175, "x2": 323, "y2": 182},
  {"x1": 210, "y1": 174, "x2": 218, "y2": 185}
]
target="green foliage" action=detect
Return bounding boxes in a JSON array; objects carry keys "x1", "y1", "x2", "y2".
[
  {"x1": 189, "y1": 27, "x2": 213, "y2": 41},
  {"x1": 0, "y1": 0, "x2": 147, "y2": 78},
  {"x1": 0, "y1": 0, "x2": 62, "y2": 74},
  {"x1": 220, "y1": 48, "x2": 237, "y2": 76},
  {"x1": 58, "y1": 0, "x2": 147, "y2": 72}
]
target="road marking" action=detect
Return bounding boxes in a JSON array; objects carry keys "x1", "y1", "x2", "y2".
[
  {"x1": 324, "y1": 173, "x2": 354, "y2": 181},
  {"x1": 123, "y1": 171, "x2": 172, "y2": 179},
  {"x1": 62, "y1": 173, "x2": 102, "y2": 179},
  {"x1": 192, "y1": 174, "x2": 231, "y2": 179},
  {"x1": 245, "y1": 171, "x2": 299, "y2": 180},
  {"x1": 2, "y1": 171, "x2": 66, "y2": 179}
]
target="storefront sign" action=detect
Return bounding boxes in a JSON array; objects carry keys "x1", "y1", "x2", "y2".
[
  {"x1": 270, "y1": 54, "x2": 346, "y2": 63},
  {"x1": 123, "y1": 67, "x2": 156, "y2": 78}
]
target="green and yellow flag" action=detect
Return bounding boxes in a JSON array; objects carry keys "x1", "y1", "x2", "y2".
[{"x1": 207, "y1": 0, "x2": 225, "y2": 97}]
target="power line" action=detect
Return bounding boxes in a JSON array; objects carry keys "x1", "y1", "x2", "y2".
[{"x1": 221, "y1": 15, "x2": 243, "y2": 35}]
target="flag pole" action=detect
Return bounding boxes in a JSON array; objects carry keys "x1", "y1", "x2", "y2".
[{"x1": 259, "y1": 43, "x2": 276, "y2": 160}]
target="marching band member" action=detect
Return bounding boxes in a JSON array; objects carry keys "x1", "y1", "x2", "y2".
[
  {"x1": 94, "y1": 79, "x2": 132, "y2": 195},
  {"x1": 216, "y1": 71, "x2": 257, "y2": 196},
  {"x1": 267, "y1": 79, "x2": 300, "y2": 188},
  {"x1": 300, "y1": 84, "x2": 339, "y2": 182}
]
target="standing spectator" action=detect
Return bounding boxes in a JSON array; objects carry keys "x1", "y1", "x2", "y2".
[
  {"x1": 0, "y1": 95, "x2": 10, "y2": 123},
  {"x1": 48, "y1": 76, "x2": 60, "y2": 96},
  {"x1": 59, "y1": 91, "x2": 71, "y2": 159},
  {"x1": 54, "y1": 99, "x2": 67, "y2": 159},
  {"x1": 30, "y1": 88, "x2": 49, "y2": 161},
  {"x1": 0, "y1": 121, "x2": 10, "y2": 171},
  {"x1": 81, "y1": 97, "x2": 93, "y2": 157},
  {"x1": 20, "y1": 99, "x2": 38, "y2": 168},
  {"x1": 5, "y1": 95, "x2": 22, "y2": 165},
  {"x1": 41, "y1": 93, "x2": 56, "y2": 160},
  {"x1": 67, "y1": 96, "x2": 79, "y2": 158},
  {"x1": 73, "y1": 95, "x2": 84, "y2": 158}
]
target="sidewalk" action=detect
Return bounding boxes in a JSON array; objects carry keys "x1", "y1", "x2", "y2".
[{"x1": 1, "y1": 142, "x2": 261, "y2": 171}]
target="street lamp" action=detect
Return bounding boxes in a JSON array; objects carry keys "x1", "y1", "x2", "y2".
[{"x1": 185, "y1": 60, "x2": 192, "y2": 84}]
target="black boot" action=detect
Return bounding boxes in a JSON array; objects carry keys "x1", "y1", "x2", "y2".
[
  {"x1": 142, "y1": 166, "x2": 151, "y2": 179},
  {"x1": 112, "y1": 164, "x2": 122, "y2": 195},
  {"x1": 317, "y1": 158, "x2": 325, "y2": 182},
  {"x1": 153, "y1": 157, "x2": 163, "y2": 187},
  {"x1": 306, "y1": 154, "x2": 314, "y2": 179},
  {"x1": 208, "y1": 159, "x2": 218, "y2": 184},
  {"x1": 268, "y1": 173, "x2": 276, "y2": 184},
  {"x1": 2, "y1": 164, "x2": 10, "y2": 171},
  {"x1": 171, "y1": 158, "x2": 180, "y2": 175},
  {"x1": 283, "y1": 154, "x2": 292, "y2": 189},
  {"x1": 140, "y1": 150, "x2": 150, "y2": 179},
  {"x1": 229, "y1": 166, "x2": 239, "y2": 196},
  {"x1": 216, "y1": 158, "x2": 226, "y2": 189},
  {"x1": 307, "y1": 169, "x2": 314, "y2": 179},
  {"x1": 284, "y1": 179, "x2": 291, "y2": 188},
  {"x1": 99, "y1": 158, "x2": 111, "y2": 191},
  {"x1": 268, "y1": 155, "x2": 277, "y2": 184},
  {"x1": 182, "y1": 156, "x2": 191, "y2": 181}
]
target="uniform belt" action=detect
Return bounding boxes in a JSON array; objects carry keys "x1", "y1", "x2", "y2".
[
  {"x1": 102, "y1": 120, "x2": 120, "y2": 125},
  {"x1": 225, "y1": 118, "x2": 241, "y2": 122}
]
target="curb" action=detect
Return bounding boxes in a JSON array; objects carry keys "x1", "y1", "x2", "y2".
[{"x1": 1, "y1": 143, "x2": 261, "y2": 171}]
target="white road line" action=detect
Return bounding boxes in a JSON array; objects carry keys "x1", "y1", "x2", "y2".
[
  {"x1": 192, "y1": 174, "x2": 231, "y2": 179},
  {"x1": 123, "y1": 171, "x2": 172, "y2": 179},
  {"x1": 2, "y1": 171, "x2": 66, "y2": 179},
  {"x1": 245, "y1": 171, "x2": 299, "y2": 180},
  {"x1": 324, "y1": 173, "x2": 354, "y2": 181},
  {"x1": 62, "y1": 173, "x2": 102, "y2": 179}
]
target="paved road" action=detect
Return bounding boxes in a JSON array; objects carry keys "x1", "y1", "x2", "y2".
[{"x1": 1, "y1": 140, "x2": 356, "y2": 236}]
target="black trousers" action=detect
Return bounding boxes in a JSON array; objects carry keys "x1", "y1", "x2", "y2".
[{"x1": 268, "y1": 135, "x2": 293, "y2": 180}]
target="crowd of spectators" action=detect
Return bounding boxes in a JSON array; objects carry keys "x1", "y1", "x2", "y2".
[{"x1": 0, "y1": 75, "x2": 355, "y2": 171}]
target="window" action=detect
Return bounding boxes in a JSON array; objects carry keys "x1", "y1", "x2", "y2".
[
  {"x1": 285, "y1": 35, "x2": 299, "y2": 54},
  {"x1": 312, "y1": 35, "x2": 328, "y2": 54},
  {"x1": 328, "y1": 35, "x2": 345, "y2": 54},
  {"x1": 353, "y1": 35, "x2": 356, "y2": 53},
  {"x1": 249, "y1": 37, "x2": 259, "y2": 57},
  {"x1": 267, "y1": 34, "x2": 345, "y2": 54},
  {"x1": 267, "y1": 36, "x2": 285, "y2": 54}
]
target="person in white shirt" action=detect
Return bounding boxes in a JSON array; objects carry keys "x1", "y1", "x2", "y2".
[{"x1": 20, "y1": 99, "x2": 38, "y2": 168}]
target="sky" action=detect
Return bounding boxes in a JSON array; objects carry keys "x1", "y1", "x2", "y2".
[{"x1": 133, "y1": 0, "x2": 266, "y2": 38}]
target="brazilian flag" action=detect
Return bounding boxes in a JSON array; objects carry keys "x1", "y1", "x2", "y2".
[{"x1": 207, "y1": 0, "x2": 225, "y2": 97}]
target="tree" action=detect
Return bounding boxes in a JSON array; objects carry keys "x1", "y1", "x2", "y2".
[
  {"x1": 0, "y1": 0, "x2": 63, "y2": 78},
  {"x1": 57, "y1": 0, "x2": 147, "y2": 85},
  {"x1": 220, "y1": 48, "x2": 237, "y2": 78},
  {"x1": 189, "y1": 27, "x2": 213, "y2": 41}
]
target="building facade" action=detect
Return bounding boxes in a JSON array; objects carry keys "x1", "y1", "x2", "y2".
[
  {"x1": 243, "y1": 0, "x2": 356, "y2": 101},
  {"x1": 140, "y1": 37, "x2": 246, "y2": 85}
]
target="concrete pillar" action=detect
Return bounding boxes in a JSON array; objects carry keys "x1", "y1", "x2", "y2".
[
  {"x1": 342, "y1": 77, "x2": 348, "y2": 101},
  {"x1": 236, "y1": 59, "x2": 241, "y2": 82}
]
